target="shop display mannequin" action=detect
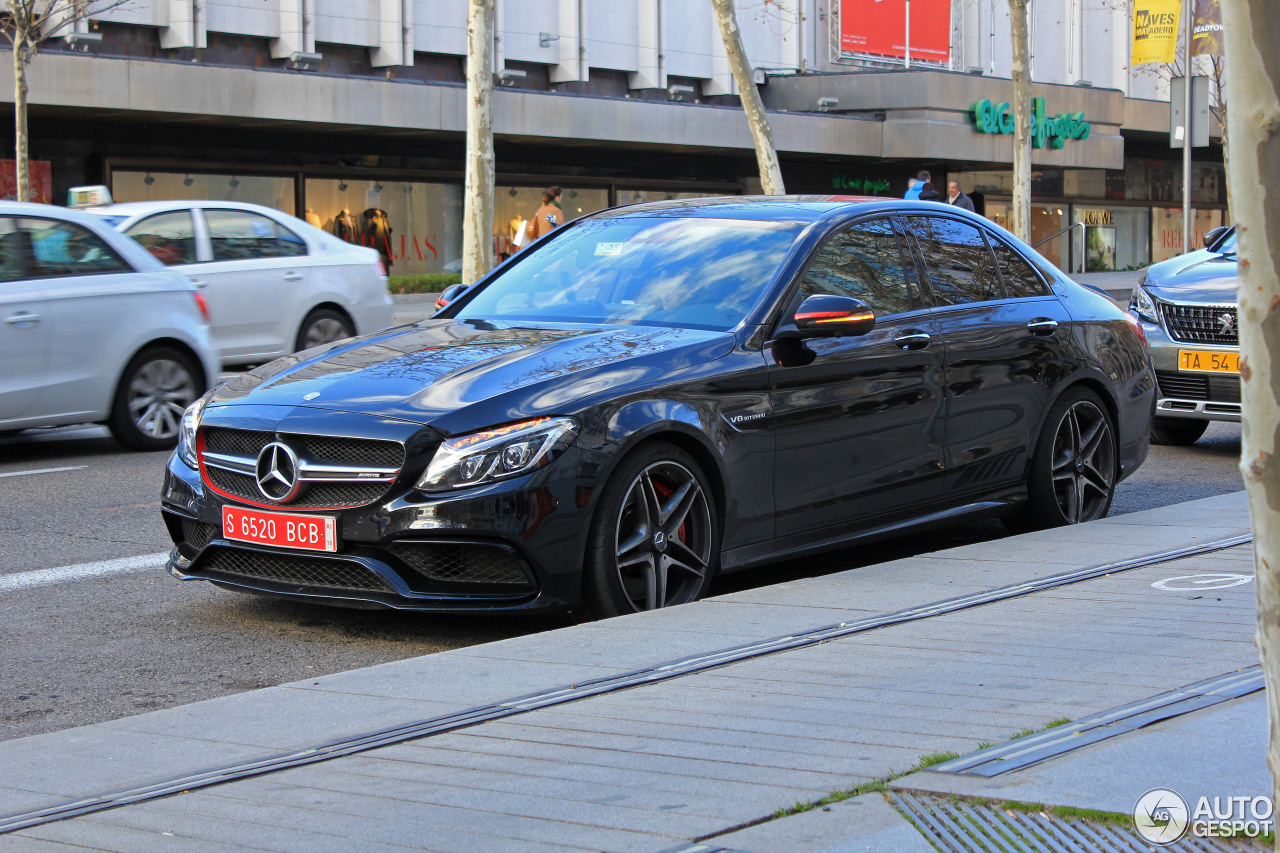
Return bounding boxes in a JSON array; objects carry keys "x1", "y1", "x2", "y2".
[{"x1": 333, "y1": 208, "x2": 357, "y2": 242}]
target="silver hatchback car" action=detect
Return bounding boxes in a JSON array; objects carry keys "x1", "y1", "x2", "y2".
[
  {"x1": 0, "y1": 202, "x2": 218, "y2": 450},
  {"x1": 1128, "y1": 226, "x2": 1239, "y2": 445}
]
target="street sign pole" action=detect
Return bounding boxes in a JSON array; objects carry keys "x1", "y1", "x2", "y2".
[
  {"x1": 1182, "y1": 0, "x2": 1193, "y2": 254},
  {"x1": 905, "y1": 0, "x2": 912, "y2": 69}
]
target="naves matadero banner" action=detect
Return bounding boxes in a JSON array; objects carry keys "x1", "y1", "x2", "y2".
[{"x1": 838, "y1": 0, "x2": 951, "y2": 65}]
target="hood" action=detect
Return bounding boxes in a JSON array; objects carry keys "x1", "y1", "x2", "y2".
[
  {"x1": 1144, "y1": 248, "x2": 1239, "y2": 304},
  {"x1": 209, "y1": 319, "x2": 734, "y2": 431}
]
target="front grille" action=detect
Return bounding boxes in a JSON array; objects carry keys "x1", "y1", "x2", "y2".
[
  {"x1": 301, "y1": 436, "x2": 403, "y2": 468},
  {"x1": 204, "y1": 428, "x2": 405, "y2": 470},
  {"x1": 198, "y1": 547, "x2": 392, "y2": 592},
  {"x1": 391, "y1": 542, "x2": 532, "y2": 587},
  {"x1": 1159, "y1": 302, "x2": 1238, "y2": 345},
  {"x1": 205, "y1": 465, "x2": 389, "y2": 508},
  {"x1": 204, "y1": 427, "x2": 272, "y2": 457},
  {"x1": 181, "y1": 518, "x2": 218, "y2": 552},
  {"x1": 1156, "y1": 370, "x2": 1242, "y2": 403}
]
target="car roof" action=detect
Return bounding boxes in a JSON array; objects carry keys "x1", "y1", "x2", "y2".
[
  {"x1": 598, "y1": 195, "x2": 955, "y2": 225},
  {"x1": 85, "y1": 200, "x2": 286, "y2": 218}
]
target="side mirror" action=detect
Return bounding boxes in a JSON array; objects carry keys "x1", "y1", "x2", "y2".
[
  {"x1": 1204, "y1": 226, "x2": 1230, "y2": 251},
  {"x1": 435, "y1": 282, "x2": 469, "y2": 311},
  {"x1": 792, "y1": 294, "x2": 876, "y2": 338}
]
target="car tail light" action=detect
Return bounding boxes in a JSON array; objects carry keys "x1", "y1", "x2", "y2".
[
  {"x1": 1124, "y1": 310, "x2": 1148, "y2": 347},
  {"x1": 377, "y1": 258, "x2": 387, "y2": 277},
  {"x1": 193, "y1": 291, "x2": 210, "y2": 323}
]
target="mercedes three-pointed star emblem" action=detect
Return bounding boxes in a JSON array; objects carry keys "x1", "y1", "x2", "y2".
[{"x1": 255, "y1": 441, "x2": 301, "y2": 502}]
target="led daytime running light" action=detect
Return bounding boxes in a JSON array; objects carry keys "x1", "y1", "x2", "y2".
[{"x1": 418, "y1": 417, "x2": 578, "y2": 491}]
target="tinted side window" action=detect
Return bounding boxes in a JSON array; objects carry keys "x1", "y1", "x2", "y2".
[
  {"x1": 906, "y1": 216, "x2": 1004, "y2": 305},
  {"x1": 991, "y1": 239, "x2": 1049, "y2": 297},
  {"x1": 23, "y1": 218, "x2": 130, "y2": 278},
  {"x1": 0, "y1": 218, "x2": 21, "y2": 283},
  {"x1": 206, "y1": 210, "x2": 290, "y2": 261},
  {"x1": 126, "y1": 211, "x2": 198, "y2": 266},
  {"x1": 799, "y1": 218, "x2": 915, "y2": 316}
]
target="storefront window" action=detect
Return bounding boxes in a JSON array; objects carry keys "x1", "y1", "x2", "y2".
[
  {"x1": 496, "y1": 186, "x2": 609, "y2": 258},
  {"x1": 113, "y1": 171, "x2": 296, "y2": 215},
  {"x1": 1150, "y1": 207, "x2": 1225, "y2": 263},
  {"x1": 304, "y1": 179, "x2": 462, "y2": 276},
  {"x1": 1069, "y1": 206, "x2": 1150, "y2": 273}
]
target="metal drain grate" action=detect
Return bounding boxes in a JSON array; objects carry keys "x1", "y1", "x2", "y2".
[{"x1": 892, "y1": 792, "x2": 1265, "y2": 852}]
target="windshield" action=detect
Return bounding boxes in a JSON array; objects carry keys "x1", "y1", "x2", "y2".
[{"x1": 458, "y1": 215, "x2": 805, "y2": 331}]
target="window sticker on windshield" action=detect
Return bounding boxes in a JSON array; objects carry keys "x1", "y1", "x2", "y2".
[{"x1": 595, "y1": 242, "x2": 625, "y2": 256}]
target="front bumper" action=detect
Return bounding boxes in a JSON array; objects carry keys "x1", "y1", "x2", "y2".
[
  {"x1": 1138, "y1": 317, "x2": 1241, "y2": 424},
  {"x1": 161, "y1": 421, "x2": 603, "y2": 614}
]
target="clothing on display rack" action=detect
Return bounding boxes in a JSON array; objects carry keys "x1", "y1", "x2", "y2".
[
  {"x1": 333, "y1": 209, "x2": 358, "y2": 242},
  {"x1": 362, "y1": 208, "x2": 394, "y2": 269}
]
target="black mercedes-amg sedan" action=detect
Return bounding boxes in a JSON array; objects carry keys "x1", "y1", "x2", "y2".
[{"x1": 161, "y1": 197, "x2": 1153, "y2": 619}]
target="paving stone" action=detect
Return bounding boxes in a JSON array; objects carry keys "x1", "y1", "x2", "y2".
[
  {"x1": 211, "y1": 775, "x2": 692, "y2": 850},
  {"x1": 13, "y1": 816, "x2": 251, "y2": 852},
  {"x1": 82, "y1": 804, "x2": 416, "y2": 853},
  {"x1": 144, "y1": 790, "x2": 600, "y2": 853},
  {"x1": 705, "y1": 792, "x2": 937, "y2": 853},
  {"x1": 100, "y1": 688, "x2": 460, "y2": 750},
  {"x1": 397, "y1": 733, "x2": 856, "y2": 792}
]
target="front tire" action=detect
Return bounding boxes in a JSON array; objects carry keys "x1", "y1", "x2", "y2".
[
  {"x1": 1013, "y1": 388, "x2": 1118, "y2": 530},
  {"x1": 108, "y1": 346, "x2": 201, "y2": 451},
  {"x1": 1151, "y1": 417, "x2": 1208, "y2": 446},
  {"x1": 581, "y1": 443, "x2": 719, "y2": 620},
  {"x1": 295, "y1": 308, "x2": 354, "y2": 352}
]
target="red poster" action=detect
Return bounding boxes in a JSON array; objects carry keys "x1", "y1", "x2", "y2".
[
  {"x1": 0, "y1": 159, "x2": 52, "y2": 203},
  {"x1": 840, "y1": 0, "x2": 951, "y2": 63}
]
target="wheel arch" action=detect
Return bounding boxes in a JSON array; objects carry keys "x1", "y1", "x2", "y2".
[
  {"x1": 593, "y1": 421, "x2": 729, "y2": 528},
  {"x1": 113, "y1": 337, "x2": 210, "y2": 403}
]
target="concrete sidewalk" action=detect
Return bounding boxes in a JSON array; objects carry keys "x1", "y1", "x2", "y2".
[{"x1": 0, "y1": 491, "x2": 1261, "y2": 851}]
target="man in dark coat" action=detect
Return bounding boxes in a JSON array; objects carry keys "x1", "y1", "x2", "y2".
[{"x1": 946, "y1": 181, "x2": 976, "y2": 212}]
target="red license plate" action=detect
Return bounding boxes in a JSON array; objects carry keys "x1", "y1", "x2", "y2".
[{"x1": 222, "y1": 506, "x2": 337, "y2": 553}]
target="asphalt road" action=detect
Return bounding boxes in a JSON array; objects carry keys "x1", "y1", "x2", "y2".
[{"x1": 0, "y1": 421, "x2": 1245, "y2": 743}]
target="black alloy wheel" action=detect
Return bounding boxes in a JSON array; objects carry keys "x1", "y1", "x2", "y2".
[
  {"x1": 109, "y1": 346, "x2": 201, "y2": 451},
  {"x1": 1015, "y1": 388, "x2": 1118, "y2": 529},
  {"x1": 1151, "y1": 417, "x2": 1209, "y2": 446},
  {"x1": 295, "y1": 308, "x2": 355, "y2": 352},
  {"x1": 582, "y1": 443, "x2": 717, "y2": 619}
]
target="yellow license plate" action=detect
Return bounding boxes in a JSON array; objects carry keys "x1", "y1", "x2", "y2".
[{"x1": 1178, "y1": 350, "x2": 1240, "y2": 374}]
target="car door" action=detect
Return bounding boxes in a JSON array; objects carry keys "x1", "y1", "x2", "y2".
[
  {"x1": 18, "y1": 215, "x2": 151, "y2": 420},
  {"x1": 770, "y1": 216, "x2": 946, "y2": 539},
  {"x1": 0, "y1": 216, "x2": 48, "y2": 420},
  {"x1": 901, "y1": 214, "x2": 1073, "y2": 499},
  {"x1": 180, "y1": 208, "x2": 309, "y2": 364}
]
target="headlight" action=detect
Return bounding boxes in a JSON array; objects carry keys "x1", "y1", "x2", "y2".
[
  {"x1": 176, "y1": 393, "x2": 210, "y2": 469},
  {"x1": 418, "y1": 417, "x2": 579, "y2": 491},
  {"x1": 1129, "y1": 285, "x2": 1158, "y2": 325}
]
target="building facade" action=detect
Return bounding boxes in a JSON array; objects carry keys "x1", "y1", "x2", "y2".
[{"x1": 4, "y1": 0, "x2": 1224, "y2": 274}]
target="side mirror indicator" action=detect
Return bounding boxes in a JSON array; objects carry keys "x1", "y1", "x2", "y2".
[{"x1": 792, "y1": 294, "x2": 876, "y2": 338}]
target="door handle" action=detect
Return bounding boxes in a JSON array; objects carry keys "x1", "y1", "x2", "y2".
[
  {"x1": 1027, "y1": 318, "x2": 1059, "y2": 336},
  {"x1": 893, "y1": 330, "x2": 931, "y2": 350},
  {"x1": 283, "y1": 273, "x2": 303, "y2": 282},
  {"x1": 190, "y1": 279, "x2": 207, "y2": 288},
  {"x1": 4, "y1": 312, "x2": 41, "y2": 326}
]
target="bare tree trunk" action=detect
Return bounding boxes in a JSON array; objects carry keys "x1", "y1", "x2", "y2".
[
  {"x1": 1221, "y1": 0, "x2": 1280, "y2": 836},
  {"x1": 13, "y1": 38, "x2": 28, "y2": 203},
  {"x1": 1008, "y1": 0, "x2": 1031, "y2": 243},
  {"x1": 710, "y1": 0, "x2": 785, "y2": 195},
  {"x1": 461, "y1": 0, "x2": 495, "y2": 285}
]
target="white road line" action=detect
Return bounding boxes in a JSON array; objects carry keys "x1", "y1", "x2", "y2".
[
  {"x1": 0, "y1": 552, "x2": 170, "y2": 592},
  {"x1": 0, "y1": 466, "x2": 88, "y2": 478}
]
